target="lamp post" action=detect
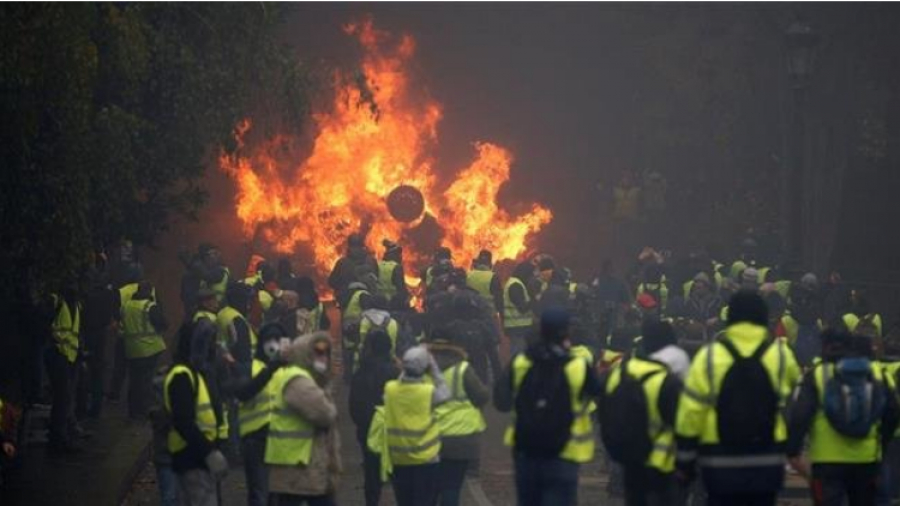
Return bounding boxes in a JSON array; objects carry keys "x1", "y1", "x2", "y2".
[{"x1": 783, "y1": 18, "x2": 819, "y2": 269}]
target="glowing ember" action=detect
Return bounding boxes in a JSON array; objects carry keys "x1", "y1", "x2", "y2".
[{"x1": 220, "y1": 18, "x2": 552, "y2": 282}]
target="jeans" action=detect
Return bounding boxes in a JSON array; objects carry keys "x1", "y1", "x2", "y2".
[
  {"x1": 392, "y1": 463, "x2": 440, "y2": 506},
  {"x1": 271, "y1": 493, "x2": 335, "y2": 506},
  {"x1": 242, "y1": 436, "x2": 269, "y2": 506},
  {"x1": 706, "y1": 492, "x2": 777, "y2": 506},
  {"x1": 878, "y1": 439, "x2": 900, "y2": 506},
  {"x1": 514, "y1": 453, "x2": 580, "y2": 506},
  {"x1": 44, "y1": 347, "x2": 73, "y2": 447},
  {"x1": 177, "y1": 469, "x2": 217, "y2": 506},
  {"x1": 812, "y1": 463, "x2": 879, "y2": 506},
  {"x1": 623, "y1": 466, "x2": 680, "y2": 506},
  {"x1": 127, "y1": 353, "x2": 160, "y2": 419},
  {"x1": 155, "y1": 463, "x2": 179, "y2": 506},
  {"x1": 437, "y1": 459, "x2": 469, "y2": 506}
]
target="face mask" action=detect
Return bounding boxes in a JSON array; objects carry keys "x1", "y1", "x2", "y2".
[
  {"x1": 313, "y1": 359, "x2": 328, "y2": 374},
  {"x1": 263, "y1": 340, "x2": 281, "y2": 361}
]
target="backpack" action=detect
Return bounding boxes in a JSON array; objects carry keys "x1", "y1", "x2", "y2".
[
  {"x1": 822, "y1": 357, "x2": 886, "y2": 438},
  {"x1": 514, "y1": 356, "x2": 575, "y2": 458},
  {"x1": 600, "y1": 359, "x2": 663, "y2": 466},
  {"x1": 715, "y1": 339, "x2": 779, "y2": 449}
]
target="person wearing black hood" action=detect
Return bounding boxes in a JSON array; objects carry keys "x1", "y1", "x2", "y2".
[
  {"x1": 225, "y1": 323, "x2": 285, "y2": 506},
  {"x1": 349, "y1": 328, "x2": 400, "y2": 506},
  {"x1": 164, "y1": 321, "x2": 228, "y2": 506},
  {"x1": 328, "y1": 233, "x2": 378, "y2": 296},
  {"x1": 495, "y1": 308, "x2": 602, "y2": 506},
  {"x1": 503, "y1": 262, "x2": 536, "y2": 359}
]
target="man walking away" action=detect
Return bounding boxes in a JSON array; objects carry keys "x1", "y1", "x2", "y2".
[
  {"x1": 599, "y1": 320, "x2": 684, "y2": 506},
  {"x1": 349, "y1": 329, "x2": 400, "y2": 506},
  {"x1": 788, "y1": 329, "x2": 899, "y2": 506},
  {"x1": 495, "y1": 308, "x2": 602, "y2": 506},
  {"x1": 675, "y1": 291, "x2": 801, "y2": 506},
  {"x1": 121, "y1": 281, "x2": 168, "y2": 420}
]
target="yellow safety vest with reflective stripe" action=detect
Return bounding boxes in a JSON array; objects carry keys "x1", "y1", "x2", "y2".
[
  {"x1": 605, "y1": 358, "x2": 676, "y2": 472},
  {"x1": 384, "y1": 379, "x2": 441, "y2": 466},
  {"x1": 570, "y1": 346, "x2": 597, "y2": 414},
  {"x1": 121, "y1": 298, "x2": 166, "y2": 359},
  {"x1": 216, "y1": 306, "x2": 258, "y2": 351},
  {"x1": 503, "y1": 278, "x2": 533, "y2": 329},
  {"x1": 164, "y1": 365, "x2": 217, "y2": 453},
  {"x1": 775, "y1": 280, "x2": 792, "y2": 301},
  {"x1": 809, "y1": 362, "x2": 884, "y2": 464},
  {"x1": 265, "y1": 365, "x2": 316, "y2": 465},
  {"x1": 467, "y1": 269, "x2": 496, "y2": 312},
  {"x1": 193, "y1": 310, "x2": 217, "y2": 324},
  {"x1": 238, "y1": 359, "x2": 276, "y2": 437},
  {"x1": 343, "y1": 290, "x2": 368, "y2": 324},
  {"x1": 119, "y1": 283, "x2": 139, "y2": 304},
  {"x1": 51, "y1": 294, "x2": 80, "y2": 363},
  {"x1": 675, "y1": 323, "x2": 800, "y2": 468},
  {"x1": 435, "y1": 362, "x2": 487, "y2": 437},
  {"x1": 504, "y1": 354, "x2": 595, "y2": 463},
  {"x1": 842, "y1": 313, "x2": 883, "y2": 338},
  {"x1": 377, "y1": 261, "x2": 399, "y2": 300}
]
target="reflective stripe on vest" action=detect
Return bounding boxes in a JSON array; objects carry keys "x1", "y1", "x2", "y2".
[
  {"x1": 51, "y1": 295, "x2": 80, "y2": 363},
  {"x1": 343, "y1": 290, "x2": 368, "y2": 323},
  {"x1": 121, "y1": 298, "x2": 166, "y2": 359},
  {"x1": 238, "y1": 359, "x2": 276, "y2": 437},
  {"x1": 164, "y1": 365, "x2": 217, "y2": 453},
  {"x1": 377, "y1": 261, "x2": 399, "y2": 300},
  {"x1": 264, "y1": 366, "x2": 316, "y2": 466},
  {"x1": 504, "y1": 354, "x2": 595, "y2": 463},
  {"x1": 467, "y1": 270, "x2": 496, "y2": 311},
  {"x1": 503, "y1": 278, "x2": 532, "y2": 329},
  {"x1": 384, "y1": 379, "x2": 441, "y2": 465},
  {"x1": 193, "y1": 310, "x2": 217, "y2": 323},
  {"x1": 808, "y1": 362, "x2": 883, "y2": 464},
  {"x1": 605, "y1": 358, "x2": 675, "y2": 472},
  {"x1": 435, "y1": 362, "x2": 487, "y2": 437}
]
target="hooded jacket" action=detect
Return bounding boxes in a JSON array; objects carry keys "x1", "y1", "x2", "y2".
[{"x1": 268, "y1": 332, "x2": 342, "y2": 497}]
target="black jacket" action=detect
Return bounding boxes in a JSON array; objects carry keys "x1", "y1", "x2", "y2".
[
  {"x1": 167, "y1": 366, "x2": 220, "y2": 473},
  {"x1": 348, "y1": 355, "x2": 399, "y2": 444}
]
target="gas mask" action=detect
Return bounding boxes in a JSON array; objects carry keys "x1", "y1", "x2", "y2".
[
  {"x1": 312, "y1": 340, "x2": 330, "y2": 374},
  {"x1": 262, "y1": 339, "x2": 282, "y2": 362}
]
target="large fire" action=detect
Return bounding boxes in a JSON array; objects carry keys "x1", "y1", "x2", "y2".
[{"x1": 220, "y1": 19, "x2": 552, "y2": 284}]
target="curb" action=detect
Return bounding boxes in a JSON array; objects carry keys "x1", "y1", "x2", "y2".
[{"x1": 117, "y1": 441, "x2": 152, "y2": 506}]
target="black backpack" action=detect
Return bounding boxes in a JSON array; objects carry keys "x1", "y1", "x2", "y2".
[
  {"x1": 715, "y1": 339, "x2": 779, "y2": 449},
  {"x1": 600, "y1": 359, "x2": 663, "y2": 466},
  {"x1": 514, "y1": 356, "x2": 575, "y2": 458}
]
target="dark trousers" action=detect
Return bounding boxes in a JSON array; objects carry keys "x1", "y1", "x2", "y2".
[
  {"x1": 812, "y1": 463, "x2": 879, "y2": 506},
  {"x1": 623, "y1": 466, "x2": 680, "y2": 506},
  {"x1": 437, "y1": 459, "x2": 469, "y2": 506},
  {"x1": 706, "y1": 492, "x2": 777, "y2": 506},
  {"x1": 241, "y1": 435, "x2": 269, "y2": 506},
  {"x1": 514, "y1": 453, "x2": 579, "y2": 506},
  {"x1": 83, "y1": 328, "x2": 108, "y2": 417},
  {"x1": 392, "y1": 463, "x2": 440, "y2": 506},
  {"x1": 109, "y1": 337, "x2": 127, "y2": 400},
  {"x1": 127, "y1": 353, "x2": 160, "y2": 419},
  {"x1": 271, "y1": 492, "x2": 335, "y2": 506},
  {"x1": 44, "y1": 347, "x2": 73, "y2": 446},
  {"x1": 879, "y1": 440, "x2": 900, "y2": 506},
  {"x1": 357, "y1": 435, "x2": 383, "y2": 506}
]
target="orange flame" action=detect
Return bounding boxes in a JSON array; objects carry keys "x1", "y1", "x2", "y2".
[{"x1": 220, "y1": 19, "x2": 552, "y2": 283}]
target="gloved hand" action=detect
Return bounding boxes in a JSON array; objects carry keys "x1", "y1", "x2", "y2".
[{"x1": 205, "y1": 449, "x2": 229, "y2": 481}]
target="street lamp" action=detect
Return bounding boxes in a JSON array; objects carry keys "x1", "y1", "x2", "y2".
[
  {"x1": 785, "y1": 19, "x2": 819, "y2": 88},
  {"x1": 783, "y1": 18, "x2": 819, "y2": 270}
]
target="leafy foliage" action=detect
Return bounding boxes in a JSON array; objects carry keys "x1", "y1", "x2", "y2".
[{"x1": 0, "y1": 3, "x2": 308, "y2": 296}]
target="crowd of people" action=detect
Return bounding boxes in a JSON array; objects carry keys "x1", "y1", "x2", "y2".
[{"x1": 3, "y1": 233, "x2": 900, "y2": 506}]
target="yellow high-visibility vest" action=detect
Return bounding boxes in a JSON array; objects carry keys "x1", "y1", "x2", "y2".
[
  {"x1": 384, "y1": 379, "x2": 441, "y2": 466},
  {"x1": 164, "y1": 365, "x2": 217, "y2": 453},
  {"x1": 377, "y1": 261, "x2": 399, "y2": 300},
  {"x1": 51, "y1": 294, "x2": 80, "y2": 363},
  {"x1": 264, "y1": 365, "x2": 316, "y2": 465},
  {"x1": 467, "y1": 270, "x2": 496, "y2": 312},
  {"x1": 238, "y1": 359, "x2": 276, "y2": 437},
  {"x1": 121, "y1": 298, "x2": 166, "y2": 359},
  {"x1": 503, "y1": 278, "x2": 532, "y2": 329},
  {"x1": 435, "y1": 362, "x2": 486, "y2": 437},
  {"x1": 504, "y1": 354, "x2": 594, "y2": 463}
]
